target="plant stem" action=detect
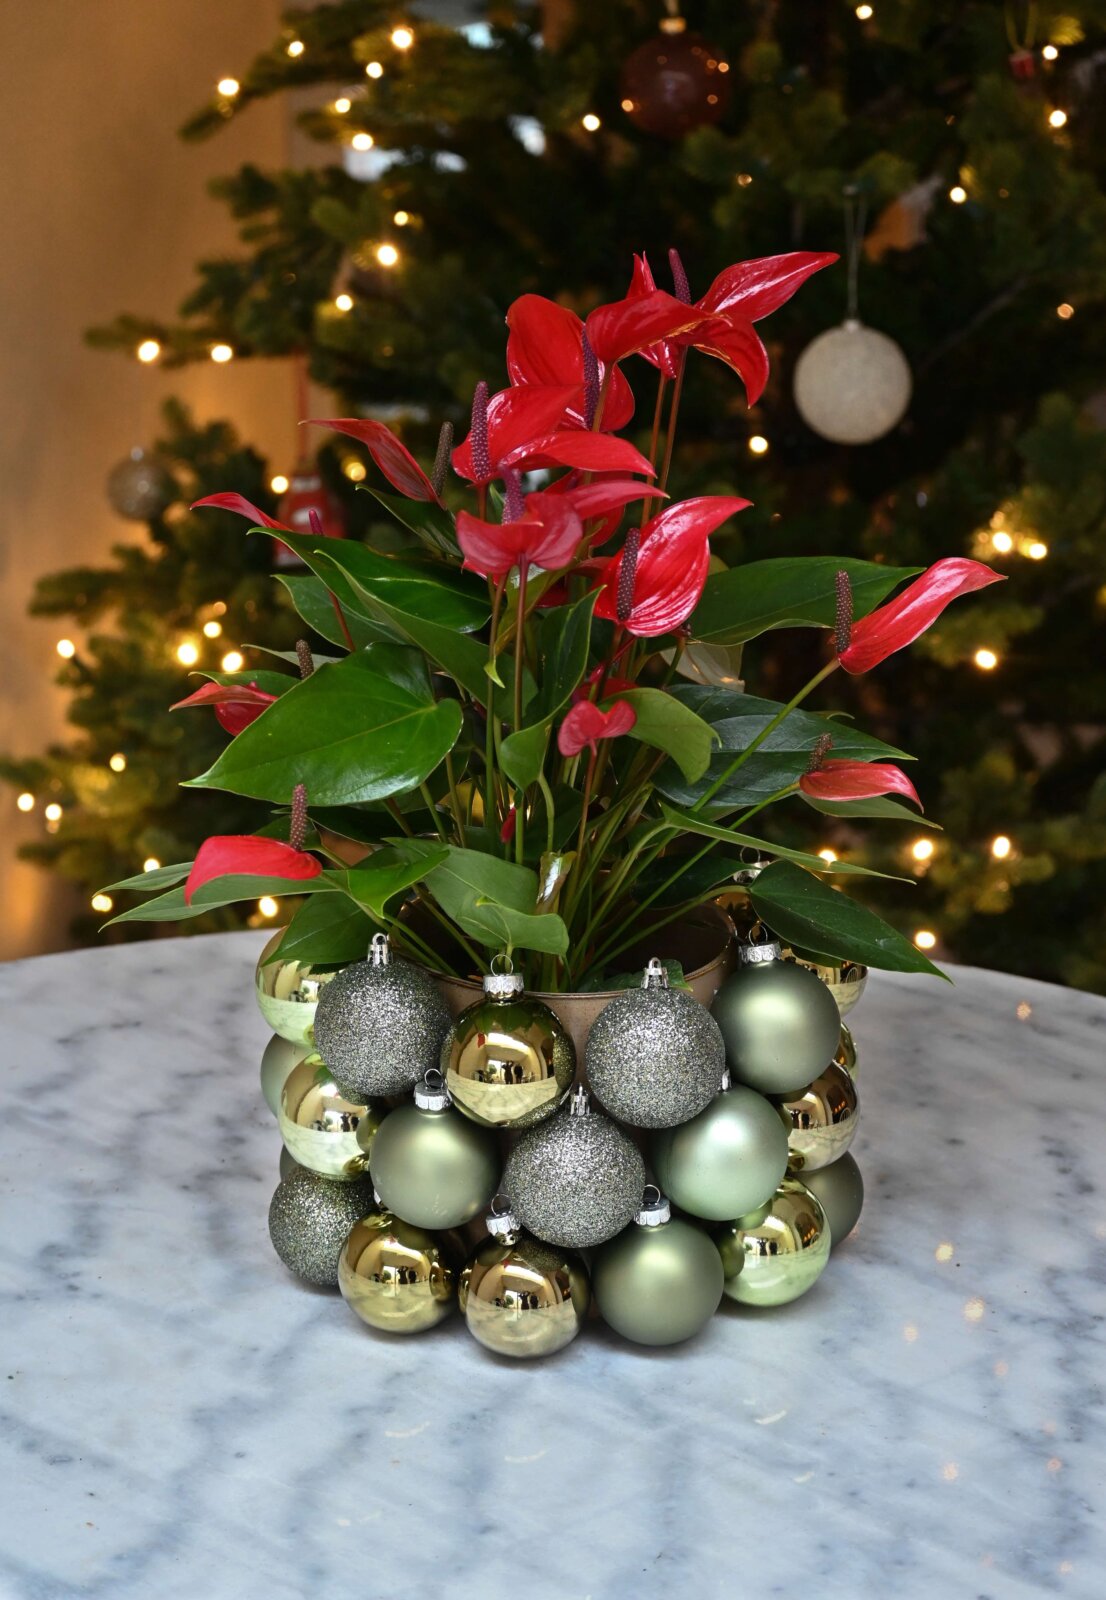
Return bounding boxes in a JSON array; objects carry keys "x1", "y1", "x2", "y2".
[
  {"x1": 692, "y1": 657, "x2": 840, "y2": 812},
  {"x1": 485, "y1": 578, "x2": 507, "y2": 837},
  {"x1": 514, "y1": 562, "x2": 528, "y2": 734},
  {"x1": 537, "y1": 769, "x2": 556, "y2": 855},
  {"x1": 444, "y1": 750, "x2": 467, "y2": 847},
  {"x1": 329, "y1": 590, "x2": 356, "y2": 652},
  {"x1": 658, "y1": 350, "x2": 687, "y2": 494},
  {"x1": 384, "y1": 798, "x2": 414, "y2": 838},
  {"x1": 419, "y1": 782, "x2": 447, "y2": 842}
]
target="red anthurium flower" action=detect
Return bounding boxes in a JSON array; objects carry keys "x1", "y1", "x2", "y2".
[
  {"x1": 501, "y1": 430, "x2": 655, "y2": 477},
  {"x1": 593, "y1": 496, "x2": 750, "y2": 637},
  {"x1": 192, "y1": 493, "x2": 291, "y2": 530},
  {"x1": 572, "y1": 667, "x2": 637, "y2": 704},
  {"x1": 506, "y1": 295, "x2": 636, "y2": 431},
  {"x1": 584, "y1": 286, "x2": 710, "y2": 368},
  {"x1": 184, "y1": 836, "x2": 322, "y2": 905},
  {"x1": 557, "y1": 697, "x2": 637, "y2": 758},
  {"x1": 305, "y1": 418, "x2": 441, "y2": 502},
  {"x1": 452, "y1": 383, "x2": 584, "y2": 484},
  {"x1": 456, "y1": 479, "x2": 664, "y2": 582},
  {"x1": 630, "y1": 249, "x2": 837, "y2": 405},
  {"x1": 499, "y1": 805, "x2": 518, "y2": 844},
  {"x1": 799, "y1": 759, "x2": 922, "y2": 809},
  {"x1": 838, "y1": 558, "x2": 1006, "y2": 674},
  {"x1": 170, "y1": 680, "x2": 278, "y2": 737}
]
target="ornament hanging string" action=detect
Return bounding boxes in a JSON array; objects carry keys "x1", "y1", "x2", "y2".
[{"x1": 843, "y1": 186, "x2": 869, "y2": 322}]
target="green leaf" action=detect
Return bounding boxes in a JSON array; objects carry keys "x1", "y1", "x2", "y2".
[
  {"x1": 749, "y1": 860, "x2": 946, "y2": 978},
  {"x1": 100, "y1": 862, "x2": 191, "y2": 894},
  {"x1": 690, "y1": 558, "x2": 921, "y2": 646},
  {"x1": 656, "y1": 687, "x2": 912, "y2": 810},
  {"x1": 801, "y1": 794, "x2": 942, "y2": 827},
  {"x1": 186, "y1": 652, "x2": 463, "y2": 805},
  {"x1": 367, "y1": 488, "x2": 459, "y2": 557},
  {"x1": 394, "y1": 841, "x2": 568, "y2": 955},
  {"x1": 343, "y1": 846, "x2": 448, "y2": 918},
  {"x1": 533, "y1": 591, "x2": 599, "y2": 719},
  {"x1": 620, "y1": 688, "x2": 718, "y2": 782},
  {"x1": 657, "y1": 804, "x2": 907, "y2": 880},
  {"x1": 318, "y1": 541, "x2": 488, "y2": 633},
  {"x1": 270, "y1": 891, "x2": 375, "y2": 967},
  {"x1": 499, "y1": 719, "x2": 551, "y2": 790},
  {"x1": 103, "y1": 870, "x2": 334, "y2": 927},
  {"x1": 275, "y1": 574, "x2": 392, "y2": 649},
  {"x1": 200, "y1": 669, "x2": 296, "y2": 695}
]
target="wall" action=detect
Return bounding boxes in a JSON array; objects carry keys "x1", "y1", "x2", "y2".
[{"x1": 0, "y1": 0, "x2": 291, "y2": 958}]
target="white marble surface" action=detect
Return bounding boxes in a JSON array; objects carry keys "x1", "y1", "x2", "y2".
[{"x1": 1, "y1": 932, "x2": 1104, "y2": 1599}]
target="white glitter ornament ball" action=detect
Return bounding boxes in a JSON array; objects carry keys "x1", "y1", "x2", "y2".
[
  {"x1": 793, "y1": 319, "x2": 912, "y2": 445},
  {"x1": 313, "y1": 933, "x2": 452, "y2": 1100},
  {"x1": 502, "y1": 1087, "x2": 646, "y2": 1249}
]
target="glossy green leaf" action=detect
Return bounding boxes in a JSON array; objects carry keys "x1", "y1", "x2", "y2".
[
  {"x1": 801, "y1": 794, "x2": 942, "y2": 827},
  {"x1": 367, "y1": 488, "x2": 459, "y2": 557},
  {"x1": 343, "y1": 845, "x2": 448, "y2": 918},
  {"x1": 102, "y1": 870, "x2": 334, "y2": 927},
  {"x1": 270, "y1": 891, "x2": 375, "y2": 968},
  {"x1": 749, "y1": 860, "x2": 946, "y2": 978},
  {"x1": 186, "y1": 652, "x2": 462, "y2": 805},
  {"x1": 101, "y1": 862, "x2": 191, "y2": 894},
  {"x1": 276, "y1": 574, "x2": 392, "y2": 648},
  {"x1": 200, "y1": 669, "x2": 296, "y2": 695},
  {"x1": 499, "y1": 719, "x2": 550, "y2": 790},
  {"x1": 690, "y1": 558, "x2": 921, "y2": 646},
  {"x1": 394, "y1": 841, "x2": 568, "y2": 955},
  {"x1": 532, "y1": 591, "x2": 599, "y2": 719},
  {"x1": 657, "y1": 804, "x2": 907, "y2": 880},
  {"x1": 319, "y1": 541, "x2": 488, "y2": 632},
  {"x1": 620, "y1": 688, "x2": 718, "y2": 782}
]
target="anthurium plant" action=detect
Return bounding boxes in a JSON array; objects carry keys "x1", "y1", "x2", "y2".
[{"x1": 102, "y1": 249, "x2": 1002, "y2": 990}]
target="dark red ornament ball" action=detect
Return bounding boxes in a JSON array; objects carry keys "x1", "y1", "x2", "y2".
[{"x1": 620, "y1": 27, "x2": 732, "y2": 140}]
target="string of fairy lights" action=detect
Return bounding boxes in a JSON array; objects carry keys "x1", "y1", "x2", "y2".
[{"x1": 14, "y1": 14, "x2": 1078, "y2": 939}]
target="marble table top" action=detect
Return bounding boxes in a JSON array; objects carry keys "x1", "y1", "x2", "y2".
[{"x1": 2, "y1": 932, "x2": 1104, "y2": 1599}]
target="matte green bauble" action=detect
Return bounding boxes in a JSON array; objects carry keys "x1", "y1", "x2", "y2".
[
  {"x1": 773, "y1": 1062, "x2": 859, "y2": 1173},
  {"x1": 803, "y1": 1152, "x2": 864, "y2": 1249},
  {"x1": 370, "y1": 1071, "x2": 500, "y2": 1230},
  {"x1": 442, "y1": 967, "x2": 575, "y2": 1129},
  {"x1": 717, "y1": 1178, "x2": 830, "y2": 1307},
  {"x1": 255, "y1": 930, "x2": 342, "y2": 1047},
  {"x1": 260, "y1": 1034, "x2": 311, "y2": 1117},
  {"x1": 712, "y1": 943, "x2": 841, "y2": 1097},
  {"x1": 650, "y1": 1078, "x2": 789, "y2": 1223},
  {"x1": 267, "y1": 1166, "x2": 377, "y2": 1288},
  {"x1": 593, "y1": 1190, "x2": 724, "y2": 1346}
]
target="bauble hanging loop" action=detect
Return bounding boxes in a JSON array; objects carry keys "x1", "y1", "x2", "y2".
[{"x1": 441, "y1": 956, "x2": 575, "y2": 1129}]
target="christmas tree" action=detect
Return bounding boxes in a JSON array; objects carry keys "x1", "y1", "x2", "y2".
[{"x1": 6, "y1": 0, "x2": 1106, "y2": 986}]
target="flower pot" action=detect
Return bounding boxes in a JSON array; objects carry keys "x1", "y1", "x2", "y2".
[{"x1": 404, "y1": 901, "x2": 736, "y2": 1061}]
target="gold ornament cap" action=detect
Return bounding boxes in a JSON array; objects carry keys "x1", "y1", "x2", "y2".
[
  {"x1": 485, "y1": 1194, "x2": 521, "y2": 1242},
  {"x1": 413, "y1": 1068, "x2": 451, "y2": 1112},
  {"x1": 483, "y1": 953, "x2": 524, "y2": 999},
  {"x1": 634, "y1": 1184, "x2": 672, "y2": 1227}
]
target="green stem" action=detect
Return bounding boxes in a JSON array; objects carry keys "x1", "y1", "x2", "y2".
[
  {"x1": 419, "y1": 782, "x2": 447, "y2": 842},
  {"x1": 692, "y1": 657, "x2": 840, "y2": 812},
  {"x1": 485, "y1": 578, "x2": 507, "y2": 837},
  {"x1": 514, "y1": 562, "x2": 529, "y2": 735},
  {"x1": 444, "y1": 750, "x2": 467, "y2": 848},
  {"x1": 537, "y1": 769, "x2": 556, "y2": 855},
  {"x1": 412, "y1": 888, "x2": 488, "y2": 977},
  {"x1": 384, "y1": 798, "x2": 414, "y2": 838}
]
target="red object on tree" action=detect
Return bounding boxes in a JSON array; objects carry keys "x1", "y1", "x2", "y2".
[
  {"x1": 171, "y1": 680, "x2": 278, "y2": 736},
  {"x1": 557, "y1": 698, "x2": 637, "y2": 757},
  {"x1": 593, "y1": 496, "x2": 750, "y2": 636},
  {"x1": 838, "y1": 558, "x2": 1005, "y2": 674},
  {"x1": 799, "y1": 759, "x2": 922, "y2": 809},
  {"x1": 456, "y1": 477, "x2": 664, "y2": 582},
  {"x1": 306, "y1": 417, "x2": 440, "y2": 502},
  {"x1": 183, "y1": 836, "x2": 322, "y2": 904}
]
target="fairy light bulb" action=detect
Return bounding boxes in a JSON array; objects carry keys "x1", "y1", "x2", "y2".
[
  {"x1": 366, "y1": 60, "x2": 384, "y2": 78},
  {"x1": 210, "y1": 343, "x2": 234, "y2": 363},
  {"x1": 1027, "y1": 541, "x2": 1048, "y2": 561},
  {"x1": 991, "y1": 530, "x2": 1013, "y2": 554},
  {"x1": 818, "y1": 848, "x2": 838, "y2": 864},
  {"x1": 351, "y1": 132, "x2": 374, "y2": 151},
  {"x1": 912, "y1": 838, "x2": 935, "y2": 862},
  {"x1": 217, "y1": 77, "x2": 240, "y2": 97},
  {"x1": 334, "y1": 292, "x2": 354, "y2": 312},
  {"x1": 56, "y1": 638, "x2": 76, "y2": 659},
  {"x1": 1057, "y1": 303, "x2": 1074, "y2": 319},
  {"x1": 390, "y1": 26, "x2": 415, "y2": 49},
  {"x1": 581, "y1": 113, "x2": 601, "y2": 132},
  {"x1": 991, "y1": 835, "x2": 1012, "y2": 860},
  {"x1": 855, "y1": 3, "x2": 874, "y2": 17},
  {"x1": 393, "y1": 210, "x2": 410, "y2": 226},
  {"x1": 1048, "y1": 108, "x2": 1067, "y2": 129},
  {"x1": 202, "y1": 620, "x2": 222, "y2": 638},
  {"x1": 16, "y1": 793, "x2": 35, "y2": 813},
  {"x1": 914, "y1": 929, "x2": 937, "y2": 951},
  {"x1": 270, "y1": 474, "x2": 289, "y2": 495},
  {"x1": 108, "y1": 753, "x2": 127, "y2": 773},
  {"x1": 176, "y1": 641, "x2": 200, "y2": 667},
  {"x1": 258, "y1": 896, "x2": 279, "y2": 918},
  {"x1": 949, "y1": 185, "x2": 967, "y2": 204},
  {"x1": 286, "y1": 39, "x2": 305, "y2": 58},
  {"x1": 973, "y1": 647, "x2": 999, "y2": 671},
  {"x1": 136, "y1": 339, "x2": 161, "y2": 363},
  {"x1": 1042, "y1": 44, "x2": 1059, "y2": 61},
  {"x1": 748, "y1": 435, "x2": 769, "y2": 455},
  {"x1": 344, "y1": 459, "x2": 367, "y2": 481},
  {"x1": 91, "y1": 893, "x2": 114, "y2": 914},
  {"x1": 334, "y1": 97, "x2": 351, "y2": 114},
  {"x1": 375, "y1": 243, "x2": 400, "y2": 267},
  {"x1": 143, "y1": 857, "x2": 161, "y2": 873},
  {"x1": 221, "y1": 650, "x2": 244, "y2": 674},
  {"x1": 44, "y1": 803, "x2": 63, "y2": 822}
]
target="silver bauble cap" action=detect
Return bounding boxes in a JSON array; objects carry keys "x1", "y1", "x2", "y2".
[
  {"x1": 413, "y1": 1068, "x2": 451, "y2": 1112},
  {"x1": 486, "y1": 1195, "x2": 521, "y2": 1240},
  {"x1": 368, "y1": 932, "x2": 391, "y2": 967},
  {"x1": 739, "y1": 936, "x2": 783, "y2": 966},
  {"x1": 634, "y1": 1185, "x2": 672, "y2": 1227}
]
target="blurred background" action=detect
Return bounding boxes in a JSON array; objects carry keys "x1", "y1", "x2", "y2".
[{"x1": 3, "y1": 0, "x2": 1104, "y2": 988}]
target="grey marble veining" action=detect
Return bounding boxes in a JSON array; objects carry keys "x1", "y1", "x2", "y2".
[{"x1": 1, "y1": 932, "x2": 1104, "y2": 1599}]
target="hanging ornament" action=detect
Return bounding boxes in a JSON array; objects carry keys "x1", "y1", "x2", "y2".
[
  {"x1": 255, "y1": 930, "x2": 344, "y2": 1048},
  {"x1": 772, "y1": 1063, "x2": 859, "y2": 1174},
  {"x1": 793, "y1": 189, "x2": 912, "y2": 445},
  {"x1": 502, "y1": 1086, "x2": 646, "y2": 1249},
  {"x1": 786, "y1": 953, "x2": 868, "y2": 1018},
  {"x1": 278, "y1": 1144, "x2": 300, "y2": 1181},
  {"x1": 592, "y1": 1187, "x2": 724, "y2": 1346},
  {"x1": 442, "y1": 956, "x2": 575, "y2": 1129},
  {"x1": 803, "y1": 1152, "x2": 864, "y2": 1249},
  {"x1": 712, "y1": 935, "x2": 842, "y2": 1097},
  {"x1": 459, "y1": 1198, "x2": 590, "y2": 1359},
  {"x1": 619, "y1": 3, "x2": 731, "y2": 140},
  {"x1": 650, "y1": 1072, "x2": 789, "y2": 1222},
  {"x1": 313, "y1": 932, "x2": 453, "y2": 1102},
  {"x1": 369, "y1": 1069, "x2": 500, "y2": 1229},
  {"x1": 716, "y1": 1178, "x2": 830, "y2": 1307},
  {"x1": 278, "y1": 1054, "x2": 387, "y2": 1181},
  {"x1": 260, "y1": 1033, "x2": 311, "y2": 1116},
  {"x1": 585, "y1": 958, "x2": 725, "y2": 1129},
  {"x1": 272, "y1": 458, "x2": 346, "y2": 568},
  {"x1": 339, "y1": 1208, "x2": 462, "y2": 1334},
  {"x1": 268, "y1": 1166, "x2": 377, "y2": 1288},
  {"x1": 106, "y1": 447, "x2": 176, "y2": 521},
  {"x1": 836, "y1": 1022, "x2": 857, "y2": 1076}
]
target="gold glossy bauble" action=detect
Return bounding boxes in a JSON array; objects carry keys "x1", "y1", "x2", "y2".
[
  {"x1": 443, "y1": 992, "x2": 575, "y2": 1129},
  {"x1": 460, "y1": 1233, "x2": 590, "y2": 1359},
  {"x1": 260, "y1": 1034, "x2": 311, "y2": 1117},
  {"x1": 835, "y1": 1022, "x2": 857, "y2": 1076},
  {"x1": 773, "y1": 1062, "x2": 859, "y2": 1174},
  {"x1": 787, "y1": 953, "x2": 868, "y2": 1018},
  {"x1": 339, "y1": 1210, "x2": 461, "y2": 1334},
  {"x1": 278, "y1": 1055, "x2": 387, "y2": 1181},
  {"x1": 255, "y1": 931, "x2": 342, "y2": 1047},
  {"x1": 717, "y1": 1178, "x2": 830, "y2": 1307}
]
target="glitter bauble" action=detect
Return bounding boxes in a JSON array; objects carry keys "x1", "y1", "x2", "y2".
[
  {"x1": 650, "y1": 1080, "x2": 789, "y2": 1223},
  {"x1": 620, "y1": 24, "x2": 732, "y2": 139},
  {"x1": 585, "y1": 959, "x2": 724, "y2": 1129},
  {"x1": 268, "y1": 1166, "x2": 377, "y2": 1288},
  {"x1": 712, "y1": 946, "x2": 842, "y2": 1098},
  {"x1": 106, "y1": 447, "x2": 175, "y2": 520},
  {"x1": 339, "y1": 1209, "x2": 461, "y2": 1334},
  {"x1": 313, "y1": 934, "x2": 452, "y2": 1100},
  {"x1": 803, "y1": 1152, "x2": 864, "y2": 1249},
  {"x1": 592, "y1": 1190, "x2": 723, "y2": 1347},
  {"x1": 502, "y1": 1087, "x2": 646, "y2": 1250},
  {"x1": 716, "y1": 1178, "x2": 830, "y2": 1307},
  {"x1": 442, "y1": 969, "x2": 575, "y2": 1129},
  {"x1": 460, "y1": 1204, "x2": 590, "y2": 1359},
  {"x1": 278, "y1": 1054, "x2": 387, "y2": 1181},
  {"x1": 260, "y1": 1034, "x2": 311, "y2": 1116},
  {"x1": 255, "y1": 929, "x2": 343, "y2": 1048},
  {"x1": 793, "y1": 319, "x2": 912, "y2": 445},
  {"x1": 369, "y1": 1072, "x2": 500, "y2": 1230},
  {"x1": 773, "y1": 1063, "x2": 859, "y2": 1174}
]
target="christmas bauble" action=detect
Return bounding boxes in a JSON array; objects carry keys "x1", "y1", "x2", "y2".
[
  {"x1": 787, "y1": 953, "x2": 868, "y2": 1017},
  {"x1": 836, "y1": 1023, "x2": 857, "y2": 1076},
  {"x1": 339, "y1": 1208, "x2": 461, "y2": 1334},
  {"x1": 592, "y1": 1189, "x2": 724, "y2": 1346},
  {"x1": 712, "y1": 940, "x2": 842, "y2": 1097},
  {"x1": 793, "y1": 319, "x2": 912, "y2": 445},
  {"x1": 106, "y1": 447, "x2": 176, "y2": 521},
  {"x1": 260, "y1": 1034, "x2": 311, "y2": 1116},
  {"x1": 278, "y1": 1055, "x2": 387, "y2": 1181},
  {"x1": 803, "y1": 1152, "x2": 864, "y2": 1249},
  {"x1": 773, "y1": 1062, "x2": 859, "y2": 1173},
  {"x1": 585, "y1": 958, "x2": 725, "y2": 1129},
  {"x1": 502, "y1": 1087, "x2": 645, "y2": 1249},
  {"x1": 268, "y1": 1166, "x2": 377, "y2": 1288},
  {"x1": 278, "y1": 1144, "x2": 300, "y2": 1180},
  {"x1": 717, "y1": 1178, "x2": 830, "y2": 1307},
  {"x1": 620, "y1": 21, "x2": 732, "y2": 139},
  {"x1": 369, "y1": 1071, "x2": 500, "y2": 1229},
  {"x1": 255, "y1": 930, "x2": 343, "y2": 1047},
  {"x1": 650, "y1": 1078, "x2": 789, "y2": 1222},
  {"x1": 459, "y1": 1203, "x2": 589, "y2": 1359},
  {"x1": 442, "y1": 965, "x2": 575, "y2": 1129},
  {"x1": 313, "y1": 933, "x2": 452, "y2": 1101}
]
